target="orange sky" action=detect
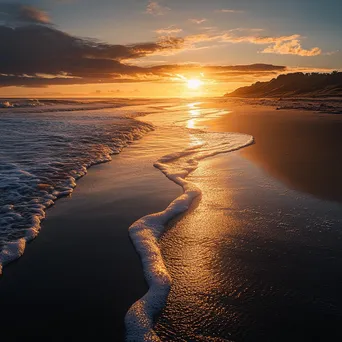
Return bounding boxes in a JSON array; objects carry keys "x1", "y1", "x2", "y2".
[{"x1": 0, "y1": 1, "x2": 340, "y2": 98}]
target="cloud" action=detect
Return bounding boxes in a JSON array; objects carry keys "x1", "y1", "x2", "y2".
[
  {"x1": 163, "y1": 32, "x2": 322, "y2": 57},
  {"x1": 230, "y1": 27, "x2": 265, "y2": 33},
  {"x1": 0, "y1": 66, "x2": 287, "y2": 87},
  {"x1": 217, "y1": 9, "x2": 244, "y2": 13},
  {"x1": 155, "y1": 26, "x2": 182, "y2": 35},
  {"x1": 262, "y1": 39, "x2": 322, "y2": 56},
  {"x1": 189, "y1": 18, "x2": 207, "y2": 24},
  {"x1": 0, "y1": 24, "x2": 287, "y2": 87},
  {"x1": 150, "y1": 63, "x2": 287, "y2": 80},
  {"x1": 0, "y1": 20, "x2": 321, "y2": 88},
  {"x1": 146, "y1": 1, "x2": 170, "y2": 16},
  {"x1": 145, "y1": 63, "x2": 288, "y2": 84},
  {"x1": 0, "y1": 25, "x2": 185, "y2": 85},
  {"x1": 324, "y1": 50, "x2": 339, "y2": 56},
  {"x1": 0, "y1": 4, "x2": 321, "y2": 88},
  {"x1": 0, "y1": 4, "x2": 50, "y2": 25}
]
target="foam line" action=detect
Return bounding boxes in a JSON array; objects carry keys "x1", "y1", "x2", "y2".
[
  {"x1": 125, "y1": 130, "x2": 254, "y2": 341},
  {"x1": 0, "y1": 109, "x2": 154, "y2": 275}
]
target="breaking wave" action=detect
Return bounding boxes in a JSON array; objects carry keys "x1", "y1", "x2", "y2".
[{"x1": 0, "y1": 102, "x2": 153, "y2": 274}]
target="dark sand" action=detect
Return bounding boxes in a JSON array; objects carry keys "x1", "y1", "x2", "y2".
[
  {"x1": 201, "y1": 102, "x2": 342, "y2": 203},
  {"x1": 2, "y1": 101, "x2": 342, "y2": 341},
  {"x1": 0, "y1": 134, "x2": 182, "y2": 341},
  {"x1": 155, "y1": 152, "x2": 342, "y2": 341},
  {"x1": 154, "y1": 103, "x2": 342, "y2": 341}
]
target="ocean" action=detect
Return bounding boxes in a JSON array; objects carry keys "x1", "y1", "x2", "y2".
[
  {"x1": 0, "y1": 99, "x2": 154, "y2": 274},
  {"x1": 1, "y1": 98, "x2": 342, "y2": 341},
  {"x1": 0, "y1": 98, "x2": 252, "y2": 341}
]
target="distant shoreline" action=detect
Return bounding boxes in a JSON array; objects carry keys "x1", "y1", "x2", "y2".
[
  {"x1": 200, "y1": 100, "x2": 342, "y2": 202},
  {"x1": 226, "y1": 72, "x2": 342, "y2": 98}
]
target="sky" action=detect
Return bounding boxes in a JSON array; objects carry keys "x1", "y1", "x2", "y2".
[{"x1": 0, "y1": 0, "x2": 341, "y2": 97}]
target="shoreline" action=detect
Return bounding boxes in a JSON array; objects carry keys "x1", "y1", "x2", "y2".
[
  {"x1": 200, "y1": 101, "x2": 342, "y2": 204},
  {"x1": 0, "y1": 103, "x2": 155, "y2": 275},
  {"x1": 0, "y1": 100, "x2": 253, "y2": 341},
  {"x1": 153, "y1": 103, "x2": 342, "y2": 341},
  {"x1": 2, "y1": 100, "x2": 342, "y2": 340},
  {"x1": 0, "y1": 132, "x2": 182, "y2": 341},
  {"x1": 124, "y1": 122, "x2": 253, "y2": 340}
]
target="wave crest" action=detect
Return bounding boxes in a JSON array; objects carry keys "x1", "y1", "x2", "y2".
[{"x1": 0, "y1": 108, "x2": 153, "y2": 275}]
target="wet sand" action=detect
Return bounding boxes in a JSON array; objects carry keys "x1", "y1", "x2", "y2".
[
  {"x1": 155, "y1": 152, "x2": 342, "y2": 341},
  {"x1": 153, "y1": 101, "x2": 342, "y2": 341},
  {"x1": 0, "y1": 133, "x2": 182, "y2": 341},
  {"x1": 201, "y1": 102, "x2": 342, "y2": 203},
  {"x1": 2, "y1": 100, "x2": 342, "y2": 341}
]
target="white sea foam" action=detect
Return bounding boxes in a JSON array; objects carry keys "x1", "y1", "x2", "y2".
[
  {"x1": 125, "y1": 124, "x2": 253, "y2": 341},
  {"x1": 0, "y1": 99, "x2": 254, "y2": 340},
  {"x1": 0, "y1": 98, "x2": 142, "y2": 117},
  {"x1": 0, "y1": 101, "x2": 154, "y2": 274}
]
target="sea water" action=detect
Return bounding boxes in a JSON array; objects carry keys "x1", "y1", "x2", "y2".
[
  {"x1": 0, "y1": 99, "x2": 253, "y2": 342},
  {"x1": 0, "y1": 99, "x2": 155, "y2": 273}
]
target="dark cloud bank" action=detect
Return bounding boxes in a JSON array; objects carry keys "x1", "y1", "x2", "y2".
[{"x1": 0, "y1": 3, "x2": 287, "y2": 87}]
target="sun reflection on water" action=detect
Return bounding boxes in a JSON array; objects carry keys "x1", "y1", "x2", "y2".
[
  {"x1": 187, "y1": 102, "x2": 202, "y2": 129},
  {"x1": 186, "y1": 102, "x2": 231, "y2": 130},
  {"x1": 155, "y1": 155, "x2": 241, "y2": 340}
]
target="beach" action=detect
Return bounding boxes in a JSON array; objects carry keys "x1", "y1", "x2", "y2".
[
  {"x1": 201, "y1": 101, "x2": 342, "y2": 203},
  {"x1": 155, "y1": 150, "x2": 342, "y2": 341},
  {"x1": 0, "y1": 126, "x2": 183, "y2": 340},
  {"x1": 1, "y1": 0, "x2": 341, "y2": 340},
  {"x1": 154, "y1": 102, "x2": 342, "y2": 341},
  {"x1": 1, "y1": 99, "x2": 342, "y2": 341},
  {"x1": 0, "y1": 99, "x2": 202, "y2": 341}
]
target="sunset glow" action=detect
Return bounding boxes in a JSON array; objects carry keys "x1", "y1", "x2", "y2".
[
  {"x1": 2, "y1": 1, "x2": 342, "y2": 342},
  {"x1": 0, "y1": 0, "x2": 339, "y2": 98},
  {"x1": 187, "y1": 79, "x2": 203, "y2": 90}
]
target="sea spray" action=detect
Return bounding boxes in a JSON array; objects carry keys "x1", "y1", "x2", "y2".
[
  {"x1": 125, "y1": 130, "x2": 254, "y2": 341},
  {"x1": 0, "y1": 103, "x2": 154, "y2": 275}
]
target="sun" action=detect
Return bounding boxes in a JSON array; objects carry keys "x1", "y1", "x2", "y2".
[{"x1": 187, "y1": 79, "x2": 202, "y2": 90}]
